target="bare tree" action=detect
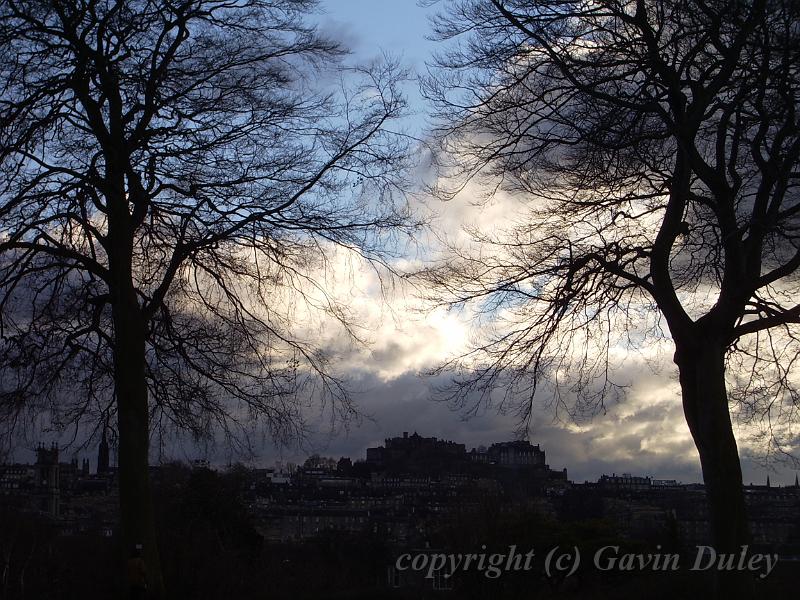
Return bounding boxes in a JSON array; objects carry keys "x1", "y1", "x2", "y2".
[
  {"x1": 0, "y1": 0, "x2": 415, "y2": 594},
  {"x1": 420, "y1": 1, "x2": 799, "y2": 596}
]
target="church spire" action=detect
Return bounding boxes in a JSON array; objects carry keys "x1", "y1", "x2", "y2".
[{"x1": 97, "y1": 420, "x2": 110, "y2": 475}]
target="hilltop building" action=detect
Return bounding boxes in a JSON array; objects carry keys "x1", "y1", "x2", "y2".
[{"x1": 366, "y1": 432, "x2": 466, "y2": 467}]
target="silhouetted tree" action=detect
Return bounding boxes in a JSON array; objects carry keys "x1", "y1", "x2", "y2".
[
  {"x1": 0, "y1": 0, "x2": 415, "y2": 594},
  {"x1": 420, "y1": 1, "x2": 799, "y2": 597}
]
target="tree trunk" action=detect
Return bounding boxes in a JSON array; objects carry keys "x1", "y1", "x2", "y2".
[
  {"x1": 675, "y1": 338, "x2": 754, "y2": 599},
  {"x1": 108, "y1": 182, "x2": 165, "y2": 597},
  {"x1": 113, "y1": 293, "x2": 165, "y2": 598}
]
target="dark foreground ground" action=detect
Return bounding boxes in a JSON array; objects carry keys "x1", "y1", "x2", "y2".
[{"x1": 2, "y1": 465, "x2": 798, "y2": 599}]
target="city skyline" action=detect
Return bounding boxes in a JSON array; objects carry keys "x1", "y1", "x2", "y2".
[{"x1": 9, "y1": 421, "x2": 798, "y2": 488}]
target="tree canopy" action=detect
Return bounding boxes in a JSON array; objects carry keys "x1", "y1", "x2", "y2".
[
  {"x1": 0, "y1": 1, "x2": 417, "y2": 593},
  {"x1": 0, "y1": 0, "x2": 416, "y2": 447}
]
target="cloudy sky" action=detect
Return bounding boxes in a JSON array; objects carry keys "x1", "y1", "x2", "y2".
[
  {"x1": 274, "y1": 0, "x2": 796, "y2": 486},
  {"x1": 9, "y1": 1, "x2": 798, "y2": 487}
]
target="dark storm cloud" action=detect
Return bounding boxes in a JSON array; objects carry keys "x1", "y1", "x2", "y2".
[
  {"x1": 287, "y1": 357, "x2": 796, "y2": 485},
  {"x1": 314, "y1": 17, "x2": 362, "y2": 55},
  {"x1": 262, "y1": 366, "x2": 698, "y2": 480}
]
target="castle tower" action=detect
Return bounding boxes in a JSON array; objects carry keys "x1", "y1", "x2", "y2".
[{"x1": 35, "y1": 443, "x2": 60, "y2": 517}]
